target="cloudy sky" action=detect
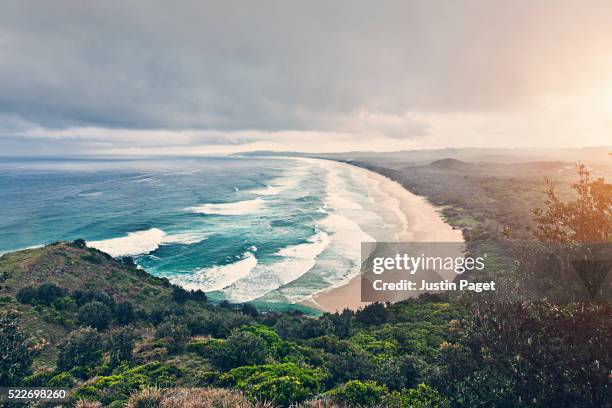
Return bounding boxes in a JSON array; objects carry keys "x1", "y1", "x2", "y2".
[{"x1": 1, "y1": 0, "x2": 612, "y2": 155}]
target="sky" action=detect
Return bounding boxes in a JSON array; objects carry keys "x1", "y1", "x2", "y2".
[{"x1": 1, "y1": 0, "x2": 612, "y2": 155}]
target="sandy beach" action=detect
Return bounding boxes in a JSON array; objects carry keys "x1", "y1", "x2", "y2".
[{"x1": 302, "y1": 161, "x2": 464, "y2": 312}]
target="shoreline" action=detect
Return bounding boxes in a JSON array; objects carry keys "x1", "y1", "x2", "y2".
[{"x1": 301, "y1": 160, "x2": 463, "y2": 313}]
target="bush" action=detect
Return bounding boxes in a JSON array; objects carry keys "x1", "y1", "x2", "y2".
[
  {"x1": 23, "y1": 370, "x2": 55, "y2": 386},
  {"x1": 155, "y1": 318, "x2": 190, "y2": 353},
  {"x1": 16, "y1": 286, "x2": 37, "y2": 304},
  {"x1": 190, "y1": 289, "x2": 207, "y2": 303},
  {"x1": 57, "y1": 327, "x2": 103, "y2": 374},
  {"x1": 171, "y1": 286, "x2": 190, "y2": 304},
  {"x1": 241, "y1": 303, "x2": 259, "y2": 317},
  {"x1": 71, "y1": 363, "x2": 179, "y2": 406},
  {"x1": 115, "y1": 301, "x2": 135, "y2": 325},
  {"x1": 73, "y1": 290, "x2": 114, "y2": 308},
  {"x1": 356, "y1": 302, "x2": 388, "y2": 326},
  {"x1": 72, "y1": 239, "x2": 87, "y2": 249},
  {"x1": 327, "y1": 380, "x2": 388, "y2": 406},
  {"x1": 47, "y1": 372, "x2": 75, "y2": 387},
  {"x1": 326, "y1": 349, "x2": 376, "y2": 385},
  {"x1": 36, "y1": 283, "x2": 67, "y2": 305},
  {"x1": 212, "y1": 330, "x2": 270, "y2": 370},
  {"x1": 0, "y1": 311, "x2": 32, "y2": 385},
  {"x1": 108, "y1": 327, "x2": 135, "y2": 366},
  {"x1": 220, "y1": 362, "x2": 326, "y2": 406},
  {"x1": 78, "y1": 301, "x2": 112, "y2": 330},
  {"x1": 120, "y1": 257, "x2": 137, "y2": 269},
  {"x1": 385, "y1": 384, "x2": 446, "y2": 408},
  {"x1": 71, "y1": 372, "x2": 149, "y2": 406}
]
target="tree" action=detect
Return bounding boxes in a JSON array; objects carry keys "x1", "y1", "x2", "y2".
[
  {"x1": 57, "y1": 327, "x2": 103, "y2": 374},
  {"x1": 532, "y1": 164, "x2": 612, "y2": 243},
  {"x1": 108, "y1": 327, "x2": 134, "y2": 366},
  {"x1": 0, "y1": 311, "x2": 32, "y2": 386},
  {"x1": 78, "y1": 301, "x2": 112, "y2": 330}
]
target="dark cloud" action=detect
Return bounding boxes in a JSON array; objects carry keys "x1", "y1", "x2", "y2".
[{"x1": 1, "y1": 0, "x2": 612, "y2": 152}]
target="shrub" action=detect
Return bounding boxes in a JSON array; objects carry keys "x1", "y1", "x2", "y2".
[
  {"x1": 326, "y1": 380, "x2": 388, "y2": 406},
  {"x1": 71, "y1": 372, "x2": 149, "y2": 406},
  {"x1": 16, "y1": 286, "x2": 37, "y2": 304},
  {"x1": 36, "y1": 283, "x2": 67, "y2": 305},
  {"x1": 171, "y1": 286, "x2": 190, "y2": 304},
  {"x1": 78, "y1": 301, "x2": 112, "y2": 330},
  {"x1": 155, "y1": 318, "x2": 190, "y2": 353},
  {"x1": 186, "y1": 338, "x2": 224, "y2": 356},
  {"x1": 190, "y1": 289, "x2": 208, "y2": 303},
  {"x1": 22, "y1": 370, "x2": 55, "y2": 386},
  {"x1": 326, "y1": 349, "x2": 376, "y2": 385},
  {"x1": 47, "y1": 372, "x2": 75, "y2": 387},
  {"x1": 220, "y1": 362, "x2": 326, "y2": 406},
  {"x1": 71, "y1": 363, "x2": 179, "y2": 406},
  {"x1": 241, "y1": 303, "x2": 259, "y2": 317},
  {"x1": 72, "y1": 239, "x2": 87, "y2": 249},
  {"x1": 0, "y1": 311, "x2": 32, "y2": 385},
  {"x1": 73, "y1": 290, "x2": 114, "y2": 307},
  {"x1": 120, "y1": 257, "x2": 137, "y2": 269},
  {"x1": 57, "y1": 327, "x2": 103, "y2": 374},
  {"x1": 115, "y1": 301, "x2": 135, "y2": 325},
  {"x1": 108, "y1": 327, "x2": 135, "y2": 366},
  {"x1": 385, "y1": 384, "x2": 446, "y2": 408},
  {"x1": 212, "y1": 330, "x2": 270, "y2": 370},
  {"x1": 356, "y1": 302, "x2": 388, "y2": 326}
]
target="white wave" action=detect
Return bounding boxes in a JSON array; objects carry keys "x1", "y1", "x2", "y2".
[
  {"x1": 87, "y1": 228, "x2": 207, "y2": 257},
  {"x1": 162, "y1": 232, "x2": 208, "y2": 245},
  {"x1": 172, "y1": 252, "x2": 258, "y2": 292},
  {"x1": 186, "y1": 198, "x2": 265, "y2": 215},
  {"x1": 224, "y1": 231, "x2": 331, "y2": 302},
  {"x1": 88, "y1": 228, "x2": 166, "y2": 257},
  {"x1": 250, "y1": 185, "x2": 281, "y2": 196}
]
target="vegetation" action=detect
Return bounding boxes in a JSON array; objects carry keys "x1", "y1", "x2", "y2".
[{"x1": 0, "y1": 161, "x2": 610, "y2": 406}]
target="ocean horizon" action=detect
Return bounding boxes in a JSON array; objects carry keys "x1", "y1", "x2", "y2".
[{"x1": 0, "y1": 156, "x2": 407, "y2": 307}]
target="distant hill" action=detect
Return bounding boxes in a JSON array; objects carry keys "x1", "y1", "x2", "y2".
[
  {"x1": 428, "y1": 158, "x2": 471, "y2": 170},
  {"x1": 234, "y1": 146, "x2": 612, "y2": 167}
]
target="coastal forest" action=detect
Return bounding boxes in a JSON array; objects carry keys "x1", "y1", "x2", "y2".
[{"x1": 1, "y1": 158, "x2": 610, "y2": 407}]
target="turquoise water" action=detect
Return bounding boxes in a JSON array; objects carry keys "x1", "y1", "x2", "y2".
[{"x1": 0, "y1": 156, "x2": 404, "y2": 305}]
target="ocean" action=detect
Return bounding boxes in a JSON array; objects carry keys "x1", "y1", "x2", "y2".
[{"x1": 0, "y1": 156, "x2": 406, "y2": 307}]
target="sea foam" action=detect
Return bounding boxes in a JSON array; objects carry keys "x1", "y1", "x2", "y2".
[
  {"x1": 172, "y1": 251, "x2": 258, "y2": 292},
  {"x1": 187, "y1": 198, "x2": 265, "y2": 215},
  {"x1": 224, "y1": 231, "x2": 331, "y2": 302},
  {"x1": 87, "y1": 228, "x2": 207, "y2": 257},
  {"x1": 88, "y1": 228, "x2": 166, "y2": 257}
]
